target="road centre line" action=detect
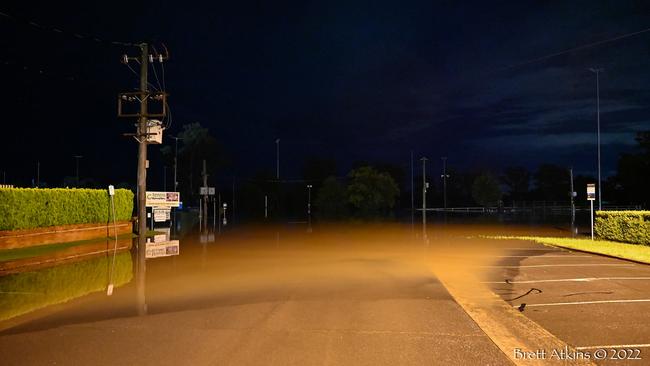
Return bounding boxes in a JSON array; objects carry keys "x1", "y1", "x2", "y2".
[
  {"x1": 516, "y1": 299, "x2": 650, "y2": 307},
  {"x1": 483, "y1": 277, "x2": 650, "y2": 284},
  {"x1": 575, "y1": 344, "x2": 650, "y2": 350},
  {"x1": 482, "y1": 264, "x2": 635, "y2": 268}
]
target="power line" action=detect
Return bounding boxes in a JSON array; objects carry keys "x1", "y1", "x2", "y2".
[
  {"x1": 502, "y1": 26, "x2": 650, "y2": 71},
  {"x1": 0, "y1": 9, "x2": 138, "y2": 47},
  {"x1": 1, "y1": 59, "x2": 77, "y2": 81}
]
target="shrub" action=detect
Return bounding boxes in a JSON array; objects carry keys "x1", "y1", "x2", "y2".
[
  {"x1": 0, "y1": 188, "x2": 134, "y2": 231},
  {"x1": 595, "y1": 211, "x2": 650, "y2": 245}
]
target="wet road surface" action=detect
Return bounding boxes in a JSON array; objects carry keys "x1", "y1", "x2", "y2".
[{"x1": 0, "y1": 224, "x2": 512, "y2": 365}]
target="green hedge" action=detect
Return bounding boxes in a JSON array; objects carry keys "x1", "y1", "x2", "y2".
[
  {"x1": 0, "y1": 188, "x2": 133, "y2": 231},
  {"x1": 0, "y1": 252, "x2": 132, "y2": 321},
  {"x1": 595, "y1": 211, "x2": 650, "y2": 245}
]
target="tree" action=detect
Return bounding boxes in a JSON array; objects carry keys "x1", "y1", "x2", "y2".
[
  {"x1": 501, "y1": 166, "x2": 530, "y2": 201},
  {"x1": 314, "y1": 176, "x2": 347, "y2": 219},
  {"x1": 533, "y1": 164, "x2": 569, "y2": 201},
  {"x1": 347, "y1": 166, "x2": 399, "y2": 216},
  {"x1": 471, "y1": 173, "x2": 501, "y2": 207},
  {"x1": 615, "y1": 131, "x2": 650, "y2": 207},
  {"x1": 161, "y1": 123, "x2": 226, "y2": 205}
]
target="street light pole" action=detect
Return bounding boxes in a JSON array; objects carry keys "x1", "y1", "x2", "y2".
[
  {"x1": 73, "y1": 155, "x2": 83, "y2": 187},
  {"x1": 170, "y1": 136, "x2": 183, "y2": 193},
  {"x1": 589, "y1": 67, "x2": 603, "y2": 211},
  {"x1": 275, "y1": 138, "x2": 280, "y2": 180},
  {"x1": 420, "y1": 157, "x2": 428, "y2": 240},
  {"x1": 307, "y1": 184, "x2": 312, "y2": 216},
  {"x1": 441, "y1": 157, "x2": 450, "y2": 210},
  {"x1": 410, "y1": 150, "x2": 414, "y2": 230}
]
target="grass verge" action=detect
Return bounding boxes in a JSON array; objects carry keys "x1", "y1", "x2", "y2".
[{"x1": 486, "y1": 235, "x2": 650, "y2": 265}]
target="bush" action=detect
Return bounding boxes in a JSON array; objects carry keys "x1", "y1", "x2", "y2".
[
  {"x1": 0, "y1": 188, "x2": 134, "y2": 231},
  {"x1": 595, "y1": 211, "x2": 650, "y2": 245}
]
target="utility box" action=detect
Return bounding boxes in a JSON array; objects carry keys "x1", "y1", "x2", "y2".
[{"x1": 147, "y1": 119, "x2": 164, "y2": 144}]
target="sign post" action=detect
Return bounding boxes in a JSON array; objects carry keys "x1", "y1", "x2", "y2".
[{"x1": 587, "y1": 183, "x2": 596, "y2": 240}]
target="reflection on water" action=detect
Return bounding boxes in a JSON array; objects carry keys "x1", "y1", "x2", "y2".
[{"x1": 0, "y1": 252, "x2": 132, "y2": 322}]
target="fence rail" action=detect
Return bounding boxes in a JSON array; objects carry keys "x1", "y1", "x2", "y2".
[{"x1": 417, "y1": 204, "x2": 641, "y2": 213}]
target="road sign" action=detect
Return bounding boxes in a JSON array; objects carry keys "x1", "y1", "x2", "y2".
[
  {"x1": 146, "y1": 191, "x2": 180, "y2": 207},
  {"x1": 200, "y1": 187, "x2": 208, "y2": 195},
  {"x1": 208, "y1": 187, "x2": 215, "y2": 195},
  {"x1": 145, "y1": 240, "x2": 180, "y2": 259},
  {"x1": 153, "y1": 208, "x2": 171, "y2": 222},
  {"x1": 587, "y1": 184, "x2": 596, "y2": 201}
]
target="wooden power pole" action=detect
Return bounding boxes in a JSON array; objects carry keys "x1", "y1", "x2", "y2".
[
  {"x1": 137, "y1": 43, "x2": 149, "y2": 248},
  {"x1": 118, "y1": 43, "x2": 168, "y2": 246}
]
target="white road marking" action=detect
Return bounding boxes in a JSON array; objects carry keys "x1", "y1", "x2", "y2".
[
  {"x1": 518, "y1": 299, "x2": 650, "y2": 307},
  {"x1": 503, "y1": 248, "x2": 562, "y2": 251},
  {"x1": 575, "y1": 344, "x2": 650, "y2": 350},
  {"x1": 482, "y1": 264, "x2": 635, "y2": 268},
  {"x1": 483, "y1": 277, "x2": 650, "y2": 284},
  {"x1": 490, "y1": 255, "x2": 592, "y2": 258}
]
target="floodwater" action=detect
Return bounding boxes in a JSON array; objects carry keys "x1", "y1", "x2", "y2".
[{"x1": 0, "y1": 216, "x2": 576, "y2": 365}]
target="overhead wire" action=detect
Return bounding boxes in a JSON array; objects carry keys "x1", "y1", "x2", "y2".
[
  {"x1": 501, "y1": 26, "x2": 650, "y2": 71},
  {"x1": 0, "y1": 9, "x2": 139, "y2": 47}
]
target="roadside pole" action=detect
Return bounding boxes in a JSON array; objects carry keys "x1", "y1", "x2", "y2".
[
  {"x1": 420, "y1": 157, "x2": 428, "y2": 241},
  {"x1": 587, "y1": 183, "x2": 596, "y2": 240}
]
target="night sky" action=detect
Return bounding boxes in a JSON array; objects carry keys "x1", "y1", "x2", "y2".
[{"x1": 2, "y1": 1, "x2": 650, "y2": 188}]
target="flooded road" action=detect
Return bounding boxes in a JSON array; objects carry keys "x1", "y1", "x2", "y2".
[{"x1": 0, "y1": 221, "x2": 570, "y2": 365}]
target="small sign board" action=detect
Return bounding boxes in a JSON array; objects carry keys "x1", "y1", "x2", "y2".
[
  {"x1": 200, "y1": 187, "x2": 208, "y2": 195},
  {"x1": 145, "y1": 240, "x2": 180, "y2": 259},
  {"x1": 208, "y1": 187, "x2": 215, "y2": 195},
  {"x1": 146, "y1": 191, "x2": 180, "y2": 207},
  {"x1": 587, "y1": 183, "x2": 596, "y2": 201},
  {"x1": 153, "y1": 208, "x2": 171, "y2": 222}
]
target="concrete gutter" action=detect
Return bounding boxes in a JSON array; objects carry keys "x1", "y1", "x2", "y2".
[{"x1": 435, "y1": 268, "x2": 596, "y2": 365}]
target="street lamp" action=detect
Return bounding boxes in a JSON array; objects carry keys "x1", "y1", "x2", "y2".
[
  {"x1": 307, "y1": 184, "x2": 313, "y2": 233},
  {"x1": 307, "y1": 184, "x2": 312, "y2": 216},
  {"x1": 222, "y1": 203, "x2": 228, "y2": 226},
  {"x1": 275, "y1": 138, "x2": 280, "y2": 180},
  {"x1": 589, "y1": 67, "x2": 604, "y2": 211},
  {"x1": 420, "y1": 157, "x2": 428, "y2": 240},
  {"x1": 441, "y1": 157, "x2": 450, "y2": 210},
  {"x1": 73, "y1": 155, "x2": 83, "y2": 187},
  {"x1": 170, "y1": 135, "x2": 183, "y2": 193}
]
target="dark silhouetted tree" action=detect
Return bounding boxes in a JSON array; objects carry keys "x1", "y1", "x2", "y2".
[
  {"x1": 314, "y1": 176, "x2": 347, "y2": 219},
  {"x1": 161, "y1": 123, "x2": 227, "y2": 205},
  {"x1": 533, "y1": 164, "x2": 569, "y2": 201},
  {"x1": 471, "y1": 173, "x2": 501, "y2": 207},
  {"x1": 615, "y1": 131, "x2": 650, "y2": 207},
  {"x1": 501, "y1": 166, "x2": 530, "y2": 201},
  {"x1": 347, "y1": 166, "x2": 399, "y2": 217}
]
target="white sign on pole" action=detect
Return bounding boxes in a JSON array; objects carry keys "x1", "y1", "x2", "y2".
[
  {"x1": 145, "y1": 240, "x2": 180, "y2": 258},
  {"x1": 146, "y1": 191, "x2": 180, "y2": 207},
  {"x1": 587, "y1": 183, "x2": 596, "y2": 240},
  {"x1": 200, "y1": 187, "x2": 208, "y2": 195},
  {"x1": 208, "y1": 187, "x2": 215, "y2": 195},
  {"x1": 153, "y1": 208, "x2": 171, "y2": 222},
  {"x1": 587, "y1": 183, "x2": 596, "y2": 201}
]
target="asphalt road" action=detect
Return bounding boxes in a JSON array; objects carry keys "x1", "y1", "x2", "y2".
[
  {"x1": 484, "y1": 239, "x2": 650, "y2": 365},
  {"x1": 0, "y1": 225, "x2": 510, "y2": 366}
]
